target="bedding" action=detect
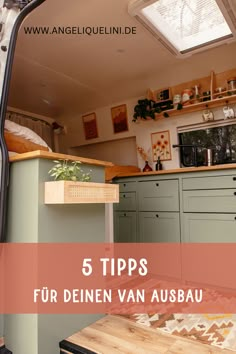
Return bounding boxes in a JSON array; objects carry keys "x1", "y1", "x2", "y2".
[
  {"x1": 4, "y1": 131, "x2": 49, "y2": 153},
  {"x1": 5, "y1": 119, "x2": 50, "y2": 149},
  {"x1": 4, "y1": 119, "x2": 51, "y2": 154}
]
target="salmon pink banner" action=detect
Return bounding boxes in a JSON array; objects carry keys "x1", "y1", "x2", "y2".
[{"x1": 0, "y1": 243, "x2": 236, "y2": 314}]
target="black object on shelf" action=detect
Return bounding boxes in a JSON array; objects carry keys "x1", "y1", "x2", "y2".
[{"x1": 155, "y1": 158, "x2": 163, "y2": 171}]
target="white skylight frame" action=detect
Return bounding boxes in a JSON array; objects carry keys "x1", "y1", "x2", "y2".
[{"x1": 128, "y1": 0, "x2": 236, "y2": 58}]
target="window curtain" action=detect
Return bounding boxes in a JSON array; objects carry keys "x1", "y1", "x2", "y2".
[{"x1": 6, "y1": 111, "x2": 54, "y2": 150}]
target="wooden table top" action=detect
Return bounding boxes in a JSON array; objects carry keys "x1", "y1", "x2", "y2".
[
  {"x1": 60, "y1": 315, "x2": 232, "y2": 354},
  {"x1": 9, "y1": 150, "x2": 113, "y2": 167}
]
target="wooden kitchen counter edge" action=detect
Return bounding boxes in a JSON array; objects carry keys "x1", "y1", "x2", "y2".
[
  {"x1": 115, "y1": 163, "x2": 236, "y2": 177},
  {"x1": 9, "y1": 150, "x2": 113, "y2": 167}
]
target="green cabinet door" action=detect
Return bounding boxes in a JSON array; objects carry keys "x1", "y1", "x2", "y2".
[
  {"x1": 114, "y1": 192, "x2": 136, "y2": 211},
  {"x1": 114, "y1": 211, "x2": 137, "y2": 242},
  {"x1": 183, "y1": 213, "x2": 236, "y2": 242},
  {"x1": 138, "y1": 180, "x2": 179, "y2": 211},
  {"x1": 139, "y1": 212, "x2": 180, "y2": 243},
  {"x1": 183, "y1": 189, "x2": 236, "y2": 213}
]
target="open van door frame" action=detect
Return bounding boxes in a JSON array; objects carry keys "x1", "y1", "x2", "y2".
[{"x1": 0, "y1": 0, "x2": 45, "y2": 243}]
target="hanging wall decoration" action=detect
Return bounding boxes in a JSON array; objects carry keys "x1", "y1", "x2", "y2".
[
  {"x1": 82, "y1": 112, "x2": 98, "y2": 140},
  {"x1": 111, "y1": 104, "x2": 129, "y2": 133},
  {"x1": 151, "y1": 130, "x2": 171, "y2": 161}
]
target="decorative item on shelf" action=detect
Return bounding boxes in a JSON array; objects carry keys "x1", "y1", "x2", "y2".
[
  {"x1": 151, "y1": 130, "x2": 171, "y2": 162},
  {"x1": 48, "y1": 159, "x2": 92, "y2": 182},
  {"x1": 155, "y1": 87, "x2": 171, "y2": 102},
  {"x1": 214, "y1": 87, "x2": 226, "y2": 99},
  {"x1": 202, "y1": 91, "x2": 211, "y2": 101},
  {"x1": 132, "y1": 98, "x2": 173, "y2": 121},
  {"x1": 137, "y1": 145, "x2": 153, "y2": 171},
  {"x1": 182, "y1": 88, "x2": 193, "y2": 106},
  {"x1": 133, "y1": 87, "x2": 174, "y2": 122},
  {"x1": 45, "y1": 159, "x2": 119, "y2": 204},
  {"x1": 223, "y1": 104, "x2": 235, "y2": 119},
  {"x1": 173, "y1": 94, "x2": 181, "y2": 109},
  {"x1": 192, "y1": 84, "x2": 201, "y2": 103},
  {"x1": 202, "y1": 107, "x2": 214, "y2": 122},
  {"x1": 155, "y1": 156, "x2": 162, "y2": 171},
  {"x1": 227, "y1": 77, "x2": 236, "y2": 95},
  {"x1": 142, "y1": 161, "x2": 153, "y2": 172}
]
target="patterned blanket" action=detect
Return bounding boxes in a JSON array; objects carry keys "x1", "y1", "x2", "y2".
[{"x1": 122, "y1": 313, "x2": 236, "y2": 351}]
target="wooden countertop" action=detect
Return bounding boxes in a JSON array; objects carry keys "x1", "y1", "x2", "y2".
[
  {"x1": 61, "y1": 315, "x2": 232, "y2": 354},
  {"x1": 115, "y1": 163, "x2": 236, "y2": 178},
  {"x1": 9, "y1": 150, "x2": 113, "y2": 167}
]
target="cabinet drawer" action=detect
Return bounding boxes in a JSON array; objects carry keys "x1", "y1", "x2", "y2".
[
  {"x1": 139, "y1": 212, "x2": 180, "y2": 243},
  {"x1": 183, "y1": 213, "x2": 236, "y2": 242},
  {"x1": 119, "y1": 181, "x2": 137, "y2": 192},
  {"x1": 183, "y1": 189, "x2": 236, "y2": 213},
  {"x1": 138, "y1": 180, "x2": 179, "y2": 211},
  {"x1": 183, "y1": 175, "x2": 236, "y2": 190},
  {"x1": 115, "y1": 192, "x2": 136, "y2": 211},
  {"x1": 114, "y1": 211, "x2": 137, "y2": 242}
]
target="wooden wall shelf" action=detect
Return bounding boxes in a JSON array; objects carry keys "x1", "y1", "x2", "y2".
[
  {"x1": 155, "y1": 93, "x2": 236, "y2": 119},
  {"x1": 147, "y1": 68, "x2": 236, "y2": 120}
]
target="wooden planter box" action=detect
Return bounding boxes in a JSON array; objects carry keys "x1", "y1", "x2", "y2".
[{"x1": 44, "y1": 181, "x2": 119, "y2": 204}]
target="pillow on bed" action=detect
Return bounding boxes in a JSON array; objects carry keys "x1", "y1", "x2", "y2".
[
  {"x1": 5, "y1": 119, "x2": 51, "y2": 150},
  {"x1": 4, "y1": 131, "x2": 49, "y2": 154}
]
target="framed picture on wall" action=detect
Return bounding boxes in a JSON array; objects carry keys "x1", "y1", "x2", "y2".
[
  {"x1": 82, "y1": 112, "x2": 98, "y2": 140},
  {"x1": 151, "y1": 130, "x2": 172, "y2": 161},
  {"x1": 111, "y1": 104, "x2": 129, "y2": 134}
]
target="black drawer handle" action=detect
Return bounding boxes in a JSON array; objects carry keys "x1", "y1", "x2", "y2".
[
  {"x1": 123, "y1": 183, "x2": 126, "y2": 187},
  {"x1": 124, "y1": 213, "x2": 126, "y2": 217},
  {"x1": 234, "y1": 192, "x2": 236, "y2": 196},
  {"x1": 156, "y1": 214, "x2": 159, "y2": 218},
  {"x1": 235, "y1": 216, "x2": 236, "y2": 220},
  {"x1": 123, "y1": 194, "x2": 126, "y2": 198},
  {"x1": 233, "y1": 177, "x2": 236, "y2": 181},
  {"x1": 156, "y1": 183, "x2": 159, "y2": 187}
]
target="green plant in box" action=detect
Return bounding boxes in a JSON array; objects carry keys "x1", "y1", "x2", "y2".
[{"x1": 48, "y1": 160, "x2": 92, "y2": 182}]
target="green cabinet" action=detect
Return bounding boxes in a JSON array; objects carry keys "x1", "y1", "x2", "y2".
[
  {"x1": 183, "y1": 213, "x2": 236, "y2": 242},
  {"x1": 114, "y1": 181, "x2": 137, "y2": 242},
  {"x1": 138, "y1": 179, "x2": 179, "y2": 211},
  {"x1": 114, "y1": 177, "x2": 180, "y2": 243},
  {"x1": 183, "y1": 189, "x2": 236, "y2": 213},
  {"x1": 139, "y1": 212, "x2": 180, "y2": 242},
  {"x1": 114, "y1": 211, "x2": 137, "y2": 242},
  {"x1": 115, "y1": 169, "x2": 236, "y2": 244},
  {"x1": 115, "y1": 192, "x2": 136, "y2": 211},
  {"x1": 182, "y1": 173, "x2": 236, "y2": 243},
  {"x1": 182, "y1": 174, "x2": 236, "y2": 190},
  {"x1": 138, "y1": 179, "x2": 180, "y2": 242},
  {"x1": 6, "y1": 157, "x2": 107, "y2": 354}
]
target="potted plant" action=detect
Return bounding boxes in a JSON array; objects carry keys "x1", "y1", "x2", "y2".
[{"x1": 44, "y1": 159, "x2": 119, "y2": 204}]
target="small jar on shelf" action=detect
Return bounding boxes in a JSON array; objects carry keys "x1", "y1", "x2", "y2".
[
  {"x1": 182, "y1": 88, "x2": 193, "y2": 105},
  {"x1": 227, "y1": 77, "x2": 236, "y2": 95}
]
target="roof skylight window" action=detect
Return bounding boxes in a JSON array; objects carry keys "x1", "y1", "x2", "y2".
[{"x1": 129, "y1": 0, "x2": 236, "y2": 57}]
